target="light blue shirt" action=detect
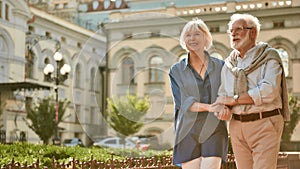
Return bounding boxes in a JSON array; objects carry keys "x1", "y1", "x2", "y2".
[{"x1": 218, "y1": 42, "x2": 283, "y2": 115}]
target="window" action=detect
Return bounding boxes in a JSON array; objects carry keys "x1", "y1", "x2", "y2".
[
  {"x1": 25, "y1": 49, "x2": 35, "y2": 79},
  {"x1": 28, "y1": 26, "x2": 34, "y2": 32},
  {"x1": 104, "y1": 0, "x2": 110, "y2": 9},
  {"x1": 61, "y1": 36, "x2": 66, "y2": 43},
  {"x1": 43, "y1": 58, "x2": 50, "y2": 81},
  {"x1": 151, "y1": 32, "x2": 160, "y2": 37},
  {"x1": 63, "y1": 3, "x2": 68, "y2": 9},
  {"x1": 124, "y1": 33, "x2": 132, "y2": 39},
  {"x1": 149, "y1": 56, "x2": 163, "y2": 83},
  {"x1": 55, "y1": 4, "x2": 60, "y2": 10},
  {"x1": 276, "y1": 48, "x2": 289, "y2": 76},
  {"x1": 122, "y1": 57, "x2": 135, "y2": 84},
  {"x1": 77, "y1": 42, "x2": 82, "y2": 48},
  {"x1": 75, "y1": 64, "x2": 82, "y2": 88},
  {"x1": 92, "y1": 1, "x2": 99, "y2": 10},
  {"x1": 0, "y1": 1, "x2": 10, "y2": 21},
  {"x1": 115, "y1": 0, "x2": 122, "y2": 8},
  {"x1": 5, "y1": 3, "x2": 9, "y2": 21},
  {"x1": 274, "y1": 21, "x2": 284, "y2": 28},
  {"x1": 44, "y1": 58, "x2": 50, "y2": 64},
  {"x1": 25, "y1": 97, "x2": 33, "y2": 112},
  {"x1": 45, "y1": 32, "x2": 51, "y2": 38}
]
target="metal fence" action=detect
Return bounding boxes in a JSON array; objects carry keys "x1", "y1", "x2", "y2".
[
  {"x1": 4, "y1": 153, "x2": 296, "y2": 169},
  {"x1": 1, "y1": 154, "x2": 237, "y2": 169}
]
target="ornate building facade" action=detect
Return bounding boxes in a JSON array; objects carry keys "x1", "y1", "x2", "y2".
[{"x1": 0, "y1": 0, "x2": 107, "y2": 145}]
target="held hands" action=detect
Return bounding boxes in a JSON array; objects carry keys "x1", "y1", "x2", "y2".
[
  {"x1": 190, "y1": 98, "x2": 233, "y2": 120},
  {"x1": 213, "y1": 105, "x2": 232, "y2": 121},
  {"x1": 210, "y1": 97, "x2": 233, "y2": 121}
]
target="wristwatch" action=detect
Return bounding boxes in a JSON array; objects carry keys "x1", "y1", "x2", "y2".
[{"x1": 233, "y1": 94, "x2": 239, "y2": 102}]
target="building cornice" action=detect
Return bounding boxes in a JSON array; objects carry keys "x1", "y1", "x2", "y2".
[
  {"x1": 109, "y1": 0, "x2": 295, "y2": 22},
  {"x1": 29, "y1": 7, "x2": 105, "y2": 42}
]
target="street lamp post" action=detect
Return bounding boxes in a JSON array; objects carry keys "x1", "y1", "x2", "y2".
[{"x1": 43, "y1": 48, "x2": 71, "y2": 145}]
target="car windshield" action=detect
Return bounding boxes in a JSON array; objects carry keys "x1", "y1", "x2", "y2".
[{"x1": 63, "y1": 139, "x2": 72, "y2": 144}]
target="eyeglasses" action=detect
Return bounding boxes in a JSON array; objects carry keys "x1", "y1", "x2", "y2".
[{"x1": 227, "y1": 26, "x2": 253, "y2": 34}]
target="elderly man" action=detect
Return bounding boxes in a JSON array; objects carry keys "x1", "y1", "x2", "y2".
[{"x1": 213, "y1": 13, "x2": 290, "y2": 169}]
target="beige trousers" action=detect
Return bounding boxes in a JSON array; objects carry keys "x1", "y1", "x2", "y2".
[
  {"x1": 229, "y1": 115, "x2": 284, "y2": 169},
  {"x1": 181, "y1": 156, "x2": 222, "y2": 169}
]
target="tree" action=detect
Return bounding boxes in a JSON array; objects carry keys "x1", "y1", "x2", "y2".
[
  {"x1": 281, "y1": 95, "x2": 300, "y2": 150},
  {"x1": 282, "y1": 95, "x2": 300, "y2": 142},
  {"x1": 25, "y1": 97, "x2": 70, "y2": 144},
  {"x1": 106, "y1": 94, "x2": 150, "y2": 147}
]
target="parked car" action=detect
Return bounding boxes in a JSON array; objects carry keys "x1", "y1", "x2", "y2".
[
  {"x1": 129, "y1": 135, "x2": 159, "y2": 145},
  {"x1": 62, "y1": 138, "x2": 84, "y2": 147},
  {"x1": 93, "y1": 137, "x2": 149, "y2": 150}
]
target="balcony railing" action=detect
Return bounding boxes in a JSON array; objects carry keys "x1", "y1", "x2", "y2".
[{"x1": 109, "y1": 0, "x2": 293, "y2": 22}]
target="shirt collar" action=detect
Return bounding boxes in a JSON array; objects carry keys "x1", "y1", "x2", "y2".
[
  {"x1": 183, "y1": 51, "x2": 213, "y2": 73},
  {"x1": 243, "y1": 45, "x2": 257, "y2": 59},
  {"x1": 183, "y1": 53, "x2": 190, "y2": 70}
]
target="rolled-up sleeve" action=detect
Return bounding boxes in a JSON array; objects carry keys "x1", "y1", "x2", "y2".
[
  {"x1": 181, "y1": 96, "x2": 196, "y2": 113},
  {"x1": 218, "y1": 66, "x2": 228, "y2": 97},
  {"x1": 169, "y1": 71, "x2": 181, "y2": 111},
  {"x1": 169, "y1": 65, "x2": 198, "y2": 115},
  {"x1": 248, "y1": 60, "x2": 282, "y2": 106}
]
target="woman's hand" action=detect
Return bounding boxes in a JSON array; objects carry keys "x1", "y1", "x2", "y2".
[
  {"x1": 214, "y1": 106, "x2": 232, "y2": 120},
  {"x1": 210, "y1": 102, "x2": 232, "y2": 120}
]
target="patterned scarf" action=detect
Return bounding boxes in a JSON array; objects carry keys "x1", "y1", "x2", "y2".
[{"x1": 226, "y1": 42, "x2": 290, "y2": 121}]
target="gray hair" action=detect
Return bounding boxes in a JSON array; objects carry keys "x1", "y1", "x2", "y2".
[
  {"x1": 228, "y1": 13, "x2": 261, "y2": 40},
  {"x1": 180, "y1": 18, "x2": 212, "y2": 51}
]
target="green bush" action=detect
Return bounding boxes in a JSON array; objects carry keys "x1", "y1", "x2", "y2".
[{"x1": 0, "y1": 142, "x2": 172, "y2": 168}]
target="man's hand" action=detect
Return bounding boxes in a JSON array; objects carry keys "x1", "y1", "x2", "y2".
[
  {"x1": 209, "y1": 102, "x2": 226, "y2": 112},
  {"x1": 210, "y1": 102, "x2": 232, "y2": 120},
  {"x1": 214, "y1": 106, "x2": 232, "y2": 120}
]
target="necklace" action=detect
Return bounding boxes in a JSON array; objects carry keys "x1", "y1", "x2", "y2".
[
  {"x1": 199, "y1": 63, "x2": 204, "y2": 74},
  {"x1": 189, "y1": 53, "x2": 207, "y2": 76},
  {"x1": 199, "y1": 56, "x2": 207, "y2": 75}
]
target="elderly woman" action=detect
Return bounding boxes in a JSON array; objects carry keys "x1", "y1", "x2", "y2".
[{"x1": 169, "y1": 18, "x2": 228, "y2": 169}]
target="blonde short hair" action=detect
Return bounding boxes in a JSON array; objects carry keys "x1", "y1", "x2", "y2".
[{"x1": 180, "y1": 18, "x2": 212, "y2": 51}]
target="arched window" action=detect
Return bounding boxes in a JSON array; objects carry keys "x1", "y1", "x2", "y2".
[
  {"x1": 276, "y1": 48, "x2": 289, "y2": 77},
  {"x1": 149, "y1": 56, "x2": 163, "y2": 83},
  {"x1": 44, "y1": 57, "x2": 50, "y2": 64},
  {"x1": 25, "y1": 49, "x2": 34, "y2": 79},
  {"x1": 122, "y1": 57, "x2": 135, "y2": 84},
  {"x1": 43, "y1": 58, "x2": 50, "y2": 82},
  {"x1": 90, "y1": 67, "x2": 95, "y2": 90},
  {"x1": 75, "y1": 63, "x2": 82, "y2": 88},
  {"x1": 0, "y1": 1, "x2": 10, "y2": 21},
  {"x1": 178, "y1": 53, "x2": 188, "y2": 61}
]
